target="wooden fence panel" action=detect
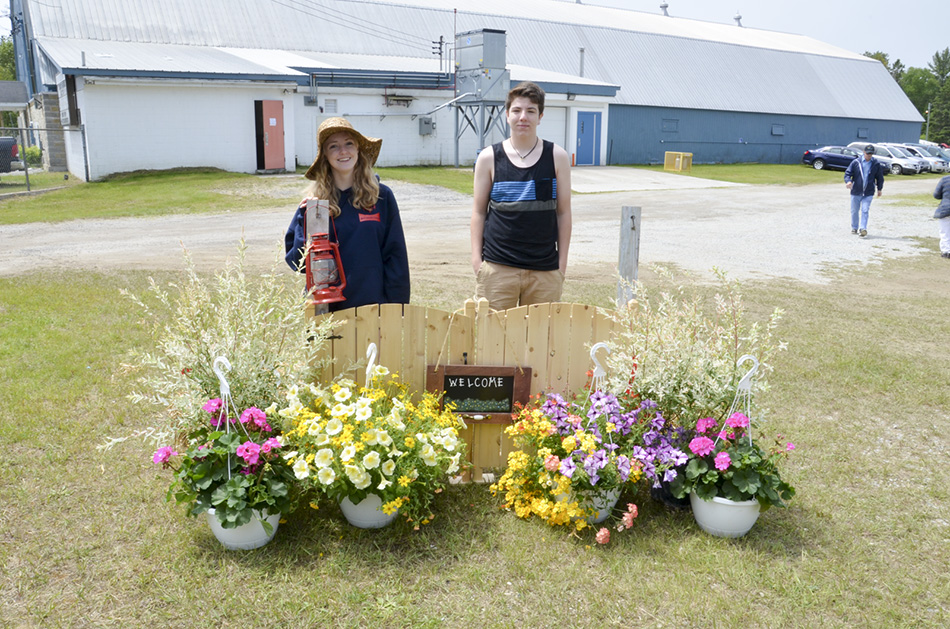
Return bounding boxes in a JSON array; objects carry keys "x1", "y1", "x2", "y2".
[{"x1": 311, "y1": 300, "x2": 618, "y2": 481}]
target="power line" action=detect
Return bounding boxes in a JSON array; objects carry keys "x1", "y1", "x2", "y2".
[{"x1": 270, "y1": 0, "x2": 437, "y2": 54}]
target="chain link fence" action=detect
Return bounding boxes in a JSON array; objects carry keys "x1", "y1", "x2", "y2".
[{"x1": 0, "y1": 124, "x2": 74, "y2": 193}]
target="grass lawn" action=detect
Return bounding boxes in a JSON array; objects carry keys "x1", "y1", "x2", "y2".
[{"x1": 1, "y1": 246, "x2": 949, "y2": 626}]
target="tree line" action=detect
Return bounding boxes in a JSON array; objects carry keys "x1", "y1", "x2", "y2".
[{"x1": 865, "y1": 48, "x2": 950, "y2": 143}]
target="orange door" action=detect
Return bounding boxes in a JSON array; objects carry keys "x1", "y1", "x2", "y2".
[{"x1": 257, "y1": 100, "x2": 285, "y2": 170}]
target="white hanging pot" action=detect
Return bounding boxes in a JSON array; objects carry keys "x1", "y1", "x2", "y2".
[
  {"x1": 339, "y1": 494, "x2": 398, "y2": 529},
  {"x1": 557, "y1": 487, "x2": 621, "y2": 524},
  {"x1": 689, "y1": 493, "x2": 761, "y2": 538},
  {"x1": 206, "y1": 508, "x2": 281, "y2": 550}
]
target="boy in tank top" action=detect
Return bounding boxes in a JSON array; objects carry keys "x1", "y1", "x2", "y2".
[{"x1": 470, "y1": 81, "x2": 572, "y2": 311}]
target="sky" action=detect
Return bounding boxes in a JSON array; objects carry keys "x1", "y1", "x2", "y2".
[{"x1": 579, "y1": 0, "x2": 949, "y2": 70}]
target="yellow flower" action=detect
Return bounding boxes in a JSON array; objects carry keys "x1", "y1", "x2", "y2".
[
  {"x1": 404, "y1": 436, "x2": 415, "y2": 449},
  {"x1": 398, "y1": 475, "x2": 412, "y2": 487}
]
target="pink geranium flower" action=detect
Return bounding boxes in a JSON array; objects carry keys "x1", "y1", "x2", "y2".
[
  {"x1": 543, "y1": 454, "x2": 561, "y2": 472},
  {"x1": 595, "y1": 527, "x2": 610, "y2": 545},
  {"x1": 261, "y1": 437, "x2": 282, "y2": 454},
  {"x1": 689, "y1": 436, "x2": 715, "y2": 456},
  {"x1": 622, "y1": 503, "x2": 638, "y2": 529},
  {"x1": 240, "y1": 407, "x2": 272, "y2": 432},
  {"x1": 695, "y1": 417, "x2": 717, "y2": 433},
  {"x1": 714, "y1": 451, "x2": 731, "y2": 471},
  {"x1": 236, "y1": 441, "x2": 261, "y2": 466},
  {"x1": 202, "y1": 398, "x2": 223, "y2": 414},
  {"x1": 726, "y1": 412, "x2": 750, "y2": 429},
  {"x1": 786, "y1": 442, "x2": 796, "y2": 452},
  {"x1": 152, "y1": 446, "x2": 178, "y2": 464}
]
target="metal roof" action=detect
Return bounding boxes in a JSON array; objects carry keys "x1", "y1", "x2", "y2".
[{"x1": 19, "y1": 0, "x2": 922, "y2": 121}]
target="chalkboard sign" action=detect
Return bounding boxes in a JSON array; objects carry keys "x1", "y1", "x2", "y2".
[{"x1": 426, "y1": 365, "x2": 532, "y2": 424}]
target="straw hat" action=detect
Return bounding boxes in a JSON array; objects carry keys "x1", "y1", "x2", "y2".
[{"x1": 304, "y1": 117, "x2": 382, "y2": 180}]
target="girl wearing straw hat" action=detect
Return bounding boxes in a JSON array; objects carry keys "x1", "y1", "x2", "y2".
[{"x1": 284, "y1": 117, "x2": 410, "y2": 311}]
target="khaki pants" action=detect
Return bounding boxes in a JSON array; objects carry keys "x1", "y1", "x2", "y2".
[{"x1": 474, "y1": 260, "x2": 564, "y2": 311}]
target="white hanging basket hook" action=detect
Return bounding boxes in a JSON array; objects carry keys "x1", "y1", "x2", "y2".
[
  {"x1": 213, "y1": 356, "x2": 232, "y2": 399},
  {"x1": 736, "y1": 354, "x2": 759, "y2": 393},
  {"x1": 365, "y1": 342, "x2": 378, "y2": 382},
  {"x1": 588, "y1": 341, "x2": 611, "y2": 394}
]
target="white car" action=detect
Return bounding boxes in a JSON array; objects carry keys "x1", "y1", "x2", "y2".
[{"x1": 901, "y1": 144, "x2": 949, "y2": 173}]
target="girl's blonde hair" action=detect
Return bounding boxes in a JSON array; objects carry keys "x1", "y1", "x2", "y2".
[{"x1": 304, "y1": 132, "x2": 380, "y2": 217}]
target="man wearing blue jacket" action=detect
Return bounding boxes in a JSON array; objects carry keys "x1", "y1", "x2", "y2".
[{"x1": 844, "y1": 144, "x2": 885, "y2": 238}]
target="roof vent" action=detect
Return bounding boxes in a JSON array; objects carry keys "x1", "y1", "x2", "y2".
[
  {"x1": 660, "y1": 2, "x2": 669, "y2": 16},
  {"x1": 734, "y1": 11, "x2": 743, "y2": 27}
]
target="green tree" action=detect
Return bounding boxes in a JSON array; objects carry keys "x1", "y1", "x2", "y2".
[
  {"x1": 901, "y1": 67, "x2": 940, "y2": 115},
  {"x1": 929, "y1": 47, "x2": 950, "y2": 86},
  {"x1": 0, "y1": 36, "x2": 14, "y2": 81},
  {"x1": 929, "y1": 79, "x2": 950, "y2": 144},
  {"x1": 863, "y1": 51, "x2": 904, "y2": 82}
]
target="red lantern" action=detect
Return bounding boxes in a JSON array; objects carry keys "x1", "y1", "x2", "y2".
[{"x1": 305, "y1": 233, "x2": 346, "y2": 304}]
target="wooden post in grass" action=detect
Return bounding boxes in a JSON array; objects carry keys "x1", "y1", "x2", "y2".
[{"x1": 617, "y1": 206, "x2": 641, "y2": 306}]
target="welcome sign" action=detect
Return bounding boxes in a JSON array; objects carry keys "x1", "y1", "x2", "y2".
[{"x1": 425, "y1": 365, "x2": 532, "y2": 423}]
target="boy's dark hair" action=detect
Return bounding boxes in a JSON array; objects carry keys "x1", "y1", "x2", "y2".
[{"x1": 505, "y1": 81, "x2": 545, "y2": 115}]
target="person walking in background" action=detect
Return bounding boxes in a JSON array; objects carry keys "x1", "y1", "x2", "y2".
[
  {"x1": 470, "y1": 81, "x2": 572, "y2": 311},
  {"x1": 285, "y1": 117, "x2": 410, "y2": 311},
  {"x1": 844, "y1": 144, "x2": 885, "y2": 238},
  {"x1": 934, "y1": 173, "x2": 950, "y2": 259}
]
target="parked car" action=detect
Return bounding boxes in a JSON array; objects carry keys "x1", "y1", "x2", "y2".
[
  {"x1": 901, "y1": 144, "x2": 949, "y2": 173},
  {"x1": 881, "y1": 143, "x2": 929, "y2": 173},
  {"x1": 0, "y1": 137, "x2": 18, "y2": 173},
  {"x1": 847, "y1": 142, "x2": 921, "y2": 175},
  {"x1": 801, "y1": 145, "x2": 861, "y2": 171}
]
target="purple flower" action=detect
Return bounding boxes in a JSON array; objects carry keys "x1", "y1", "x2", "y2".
[
  {"x1": 559, "y1": 457, "x2": 576, "y2": 478},
  {"x1": 663, "y1": 468, "x2": 678, "y2": 483},
  {"x1": 616, "y1": 455, "x2": 631, "y2": 482}
]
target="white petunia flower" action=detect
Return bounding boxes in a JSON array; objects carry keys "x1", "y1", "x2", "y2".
[
  {"x1": 446, "y1": 452, "x2": 462, "y2": 475},
  {"x1": 377, "y1": 478, "x2": 392, "y2": 491},
  {"x1": 282, "y1": 450, "x2": 299, "y2": 460},
  {"x1": 318, "y1": 467, "x2": 335, "y2": 485},
  {"x1": 381, "y1": 460, "x2": 396, "y2": 476},
  {"x1": 373, "y1": 365, "x2": 390, "y2": 377},
  {"x1": 293, "y1": 459, "x2": 310, "y2": 479},
  {"x1": 315, "y1": 433, "x2": 331, "y2": 446},
  {"x1": 325, "y1": 418, "x2": 343, "y2": 435},
  {"x1": 314, "y1": 448, "x2": 334, "y2": 468},
  {"x1": 363, "y1": 428, "x2": 379, "y2": 446},
  {"x1": 376, "y1": 430, "x2": 392, "y2": 446},
  {"x1": 341, "y1": 444, "x2": 356, "y2": 462},
  {"x1": 362, "y1": 451, "x2": 381, "y2": 469},
  {"x1": 355, "y1": 406, "x2": 373, "y2": 422},
  {"x1": 331, "y1": 403, "x2": 352, "y2": 418},
  {"x1": 345, "y1": 465, "x2": 371, "y2": 489},
  {"x1": 333, "y1": 387, "x2": 352, "y2": 402}
]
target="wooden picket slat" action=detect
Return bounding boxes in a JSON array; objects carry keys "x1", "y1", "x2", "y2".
[
  {"x1": 524, "y1": 303, "x2": 551, "y2": 396},
  {"x1": 401, "y1": 304, "x2": 428, "y2": 391},
  {"x1": 447, "y1": 309, "x2": 474, "y2": 365},
  {"x1": 352, "y1": 304, "x2": 380, "y2": 387},
  {"x1": 567, "y1": 303, "x2": 596, "y2": 394},
  {"x1": 546, "y1": 302, "x2": 572, "y2": 394}
]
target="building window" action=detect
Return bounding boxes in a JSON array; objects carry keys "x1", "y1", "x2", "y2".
[
  {"x1": 771, "y1": 124, "x2": 785, "y2": 136},
  {"x1": 857, "y1": 128, "x2": 869, "y2": 139},
  {"x1": 661, "y1": 118, "x2": 678, "y2": 133},
  {"x1": 324, "y1": 99, "x2": 337, "y2": 114}
]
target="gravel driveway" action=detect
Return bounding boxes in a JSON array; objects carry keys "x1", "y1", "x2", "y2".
[{"x1": 0, "y1": 171, "x2": 941, "y2": 285}]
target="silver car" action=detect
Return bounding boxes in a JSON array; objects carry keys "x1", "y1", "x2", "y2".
[
  {"x1": 848, "y1": 142, "x2": 921, "y2": 175},
  {"x1": 902, "y1": 144, "x2": 949, "y2": 173}
]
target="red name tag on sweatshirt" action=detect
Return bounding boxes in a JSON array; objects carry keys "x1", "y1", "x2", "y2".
[{"x1": 358, "y1": 213, "x2": 381, "y2": 222}]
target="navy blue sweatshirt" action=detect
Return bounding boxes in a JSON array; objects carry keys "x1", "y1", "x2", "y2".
[{"x1": 284, "y1": 183, "x2": 410, "y2": 312}]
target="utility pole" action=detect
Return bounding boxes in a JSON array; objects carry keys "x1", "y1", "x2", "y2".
[
  {"x1": 926, "y1": 102, "x2": 931, "y2": 141},
  {"x1": 432, "y1": 36, "x2": 444, "y2": 73}
]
